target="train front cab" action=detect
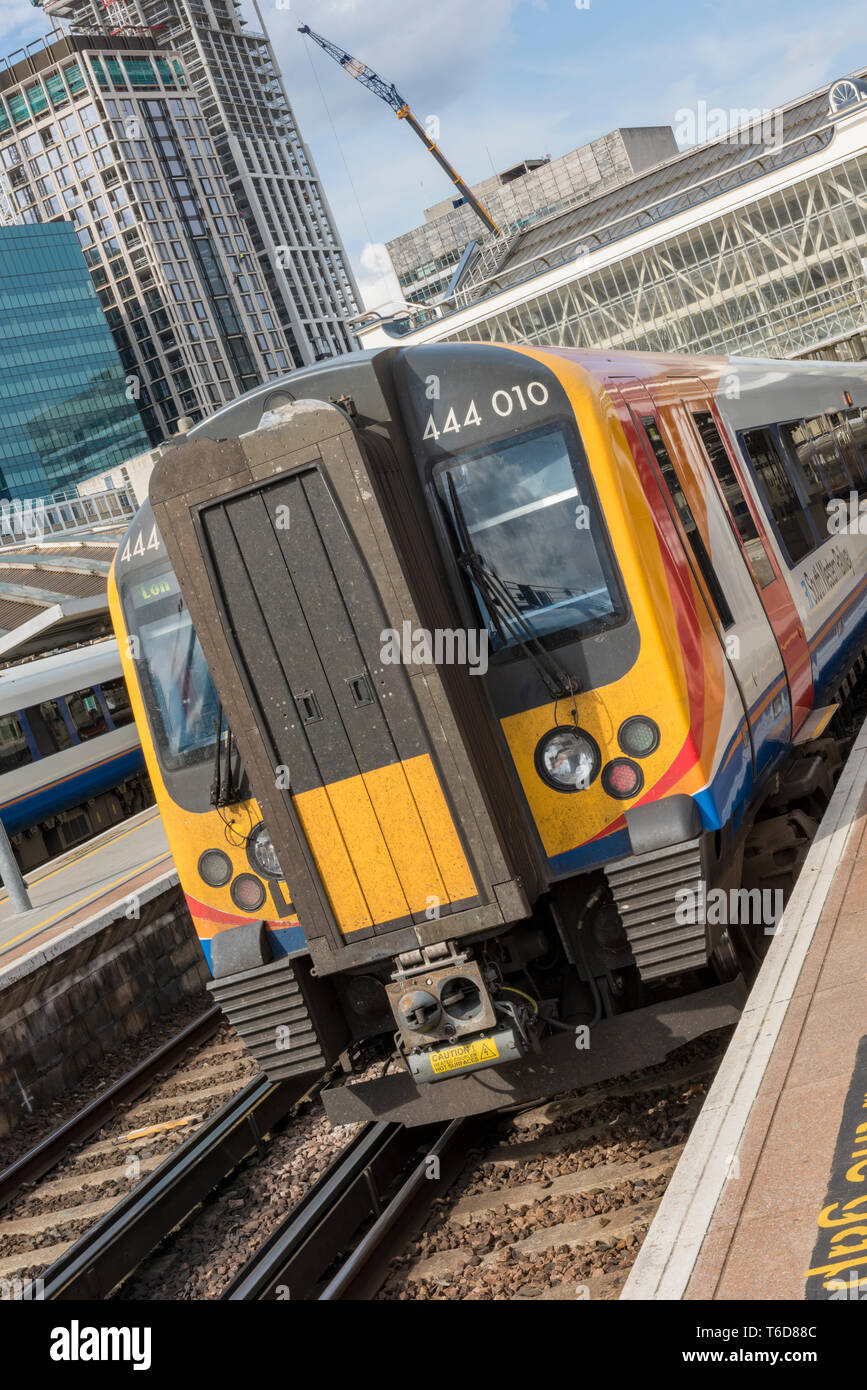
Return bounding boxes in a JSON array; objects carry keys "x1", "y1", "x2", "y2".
[{"x1": 147, "y1": 342, "x2": 781, "y2": 1122}]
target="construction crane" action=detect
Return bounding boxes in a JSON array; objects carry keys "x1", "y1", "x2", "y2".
[{"x1": 298, "y1": 24, "x2": 502, "y2": 239}]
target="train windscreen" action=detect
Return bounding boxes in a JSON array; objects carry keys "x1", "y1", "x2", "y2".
[
  {"x1": 124, "y1": 568, "x2": 221, "y2": 773},
  {"x1": 436, "y1": 422, "x2": 625, "y2": 650}
]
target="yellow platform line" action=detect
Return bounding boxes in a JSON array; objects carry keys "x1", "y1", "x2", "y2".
[
  {"x1": 0, "y1": 851, "x2": 173, "y2": 954},
  {"x1": 0, "y1": 809, "x2": 162, "y2": 905}
]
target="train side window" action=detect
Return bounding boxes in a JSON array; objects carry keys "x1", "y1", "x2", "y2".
[
  {"x1": 0, "y1": 713, "x2": 32, "y2": 773},
  {"x1": 692, "y1": 411, "x2": 775, "y2": 589},
  {"x1": 640, "y1": 415, "x2": 734, "y2": 629},
  {"x1": 100, "y1": 678, "x2": 134, "y2": 729},
  {"x1": 778, "y1": 420, "x2": 837, "y2": 534},
  {"x1": 740, "y1": 428, "x2": 816, "y2": 565},
  {"x1": 40, "y1": 700, "x2": 72, "y2": 751},
  {"x1": 803, "y1": 414, "x2": 853, "y2": 499},
  {"x1": 845, "y1": 407, "x2": 867, "y2": 482},
  {"x1": 67, "y1": 688, "x2": 107, "y2": 741},
  {"x1": 830, "y1": 411, "x2": 867, "y2": 492}
]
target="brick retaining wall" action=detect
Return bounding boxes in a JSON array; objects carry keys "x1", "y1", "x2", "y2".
[{"x1": 0, "y1": 880, "x2": 209, "y2": 1138}]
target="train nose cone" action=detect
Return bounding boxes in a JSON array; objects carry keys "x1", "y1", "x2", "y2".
[{"x1": 397, "y1": 989, "x2": 442, "y2": 1033}]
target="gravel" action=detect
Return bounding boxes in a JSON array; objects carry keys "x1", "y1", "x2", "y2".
[
  {"x1": 377, "y1": 1032, "x2": 729, "y2": 1301},
  {"x1": 0, "y1": 991, "x2": 212, "y2": 1172},
  {"x1": 115, "y1": 1101, "x2": 361, "y2": 1300}
]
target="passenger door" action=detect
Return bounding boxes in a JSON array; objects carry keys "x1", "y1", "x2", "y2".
[
  {"x1": 687, "y1": 403, "x2": 813, "y2": 738},
  {"x1": 612, "y1": 375, "x2": 789, "y2": 782}
]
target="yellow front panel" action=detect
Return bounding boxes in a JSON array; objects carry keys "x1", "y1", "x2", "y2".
[
  {"x1": 293, "y1": 753, "x2": 478, "y2": 935},
  {"x1": 294, "y1": 785, "x2": 376, "y2": 934},
  {"x1": 362, "y1": 761, "x2": 449, "y2": 909},
  {"x1": 402, "y1": 755, "x2": 478, "y2": 904},
  {"x1": 323, "y1": 774, "x2": 411, "y2": 924}
]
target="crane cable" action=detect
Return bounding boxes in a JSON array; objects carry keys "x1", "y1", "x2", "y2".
[{"x1": 301, "y1": 30, "x2": 376, "y2": 252}]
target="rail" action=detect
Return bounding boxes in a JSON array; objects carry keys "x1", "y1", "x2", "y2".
[
  {"x1": 223, "y1": 1116, "x2": 479, "y2": 1300},
  {"x1": 0, "y1": 1007, "x2": 221, "y2": 1212},
  {"x1": 30, "y1": 1072, "x2": 305, "y2": 1300}
]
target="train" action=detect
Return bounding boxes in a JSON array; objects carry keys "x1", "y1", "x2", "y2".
[
  {"x1": 109, "y1": 340, "x2": 867, "y2": 1127},
  {"x1": 0, "y1": 639, "x2": 151, "y2": 872}
]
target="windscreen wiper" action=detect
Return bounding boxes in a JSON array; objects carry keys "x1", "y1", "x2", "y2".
[
  {"x1": 210, "y1": 704, "x2": 224, "y2": 807},
  {"x1": 223, "y1": 722, "x2": 240, "y2": 804},
  {"x1": 446, "y1": 473, "x2": 580, "y2": 702}
]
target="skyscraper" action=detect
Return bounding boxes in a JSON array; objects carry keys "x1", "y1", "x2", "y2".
[
  {"x1": 0, "y1": 32, "x2": 342, "y2": 442},
  {"x1": 0, "y1": 222, "x2": 150, "y2": 498},
  {"x1": 36, "y1": 0, "x2": 359, "y2": 363}
]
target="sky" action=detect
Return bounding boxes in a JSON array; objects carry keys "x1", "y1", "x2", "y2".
[{"x1": 4, "y1": 0, "x2": 867, "y2": 312}]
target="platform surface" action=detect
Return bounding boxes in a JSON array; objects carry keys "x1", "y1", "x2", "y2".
[
  {"x1": 623, "y1": 715, "x2": 867, "y2": 1301},
  {"x1": 0, "y1": 807, "x2": 173, "y2": 969}
]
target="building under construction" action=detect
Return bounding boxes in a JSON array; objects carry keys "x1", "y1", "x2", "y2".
[
  {"x1": 30, "y1": 0, "x2": 359, "y2": 364},
  {"x1": 387, "y1": 127, "x2": 678, "y2": 307}
]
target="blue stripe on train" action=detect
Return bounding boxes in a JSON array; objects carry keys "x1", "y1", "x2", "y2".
[
  {"x1": 199, "y1": 921, "x2": 308, "y2": 976},
  {"x1": 0, "y1": 747, "x2": 145, "y2": 834}
]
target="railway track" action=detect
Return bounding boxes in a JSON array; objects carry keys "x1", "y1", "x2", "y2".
[
  {"x1": 0, "y1": 1012, "x2": 263, "y2": 1295},
  {"x1": 36, "y1": 1075, "x2": 305, "y2": 1300},
  {"x1": 0, "y1": 1007, "x2": 221, "y2": 1213},
  {"x1": 383, "y1": 1045, "x2": 724, "y2": 1301},
  {"x1": 219, "y1": 1117, "x2": 475, "y2": 1301},
  {"x1": 220, "y1": 1035, "x2": 726, "y2": 1301}
]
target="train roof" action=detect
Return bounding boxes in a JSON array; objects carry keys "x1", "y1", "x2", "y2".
[
  {"x1": 180, "y1": 349, "x2": 383, "y2": 443},
  {"x1": 0, "y1": 638, "x2": 121, "y2": 717}
]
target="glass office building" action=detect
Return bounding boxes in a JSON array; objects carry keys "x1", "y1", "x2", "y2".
[
  {"x1": 0, "y1": 221, "x2": 150, "y2": 499},
  {"x1": 0, "y1": 32, "x2": 352, "y2": 443}
]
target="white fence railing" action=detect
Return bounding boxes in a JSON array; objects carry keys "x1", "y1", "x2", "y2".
[{"x1": 0, "y1": 488, "x2": 136, "y2": 546}]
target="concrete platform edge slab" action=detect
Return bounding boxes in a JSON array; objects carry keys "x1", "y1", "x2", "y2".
[
  {"x1": 0, "y1": 867, "x2": 179, "y2": 990},
  {"x1": 620, "y1": 712, "x2": 867, "y2": 1300}
]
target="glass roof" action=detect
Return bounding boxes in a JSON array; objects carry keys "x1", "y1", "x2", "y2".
[{"x1": 449, "y1": 77, "x2": 852, "y2": 311}]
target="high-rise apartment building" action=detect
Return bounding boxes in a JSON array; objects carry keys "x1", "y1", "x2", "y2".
[
  {"x1": 0, "y1": 222, "x2": 150, "y2": 498},
  {"x1": 38, "y1": 0, "x2": 359, "y2": 363},
  {"x1": 0, "y1": 33, "x2": 322, "y2": 442}
]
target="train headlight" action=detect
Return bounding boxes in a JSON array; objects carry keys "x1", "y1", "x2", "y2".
[
  {"x1": 198, "y1": 848, "x2": 232, "y2": 888},
  {"x1": 535, "y1": 726, "x2": 600, "y2": 792},
  {"x1": 230, "y1": 873, "x2": 267, "y2": 913},
  {"x1": 601, "y1": 758, "x2": 644, "y2": 800},
  {"x1": 246, "y1": 822, "x2": 284, "y2": 880}
]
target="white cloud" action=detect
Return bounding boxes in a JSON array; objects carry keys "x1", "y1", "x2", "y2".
[
  {"x1": 279, "y1": 0, "x2": 515, "y2": 118},
  {"x1": 637, "y1": 0, "x2": 867, "y2": 138},
  {"x1": 356, "y1": 241, "x2": 402, "y2": 312}
]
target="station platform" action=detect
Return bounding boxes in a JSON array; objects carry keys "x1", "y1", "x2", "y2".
[
  {"x1": 0, "y1": 806, "x2": 173, "y2": 972},
  {"x1": 0, "y1": 806, "x2": 211, "y2": 1140},
  {"x1": 623, "y1": 715, "x2": 867, "y2": 1302}
]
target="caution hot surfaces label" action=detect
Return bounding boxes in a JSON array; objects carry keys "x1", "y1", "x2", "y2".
[{"x1": 430, "y1": 1037, "x2": 500, "y2": 1074}]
